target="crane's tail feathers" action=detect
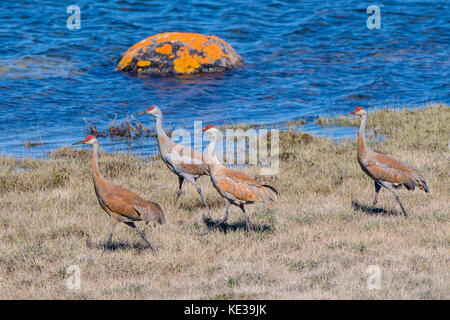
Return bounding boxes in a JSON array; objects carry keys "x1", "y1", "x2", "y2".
[
  {"x1": 410, "y1": 171, "x2": 429, "y2": 193},
  {"x1": 417, "y1": 179, "x2": 429, "y2": 193},
  {"x1": 134, "y1": 203, "x2": 166, "y2": 225},
  {"x1": 263, "y1": 184, "x2": 279, "y2": 195},
  {"x1": 153, "y1": 202, "x2": 167, "y2": 224},
  {"x1": 261, "y1": 184, "x2": 278, "y2": 203}
]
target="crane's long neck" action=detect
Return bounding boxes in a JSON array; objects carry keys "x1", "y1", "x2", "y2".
[
  {"x1": 207, "y1": 132, "x2": 221, "y2": 168},
  {"x1": 357, "y1": 113, "x2": 368, "y2": 156},
  {"x1": 155, "y1": 114, "x2": 173, "y2": 152},
  {"x1": 91, "y1": 143, "x2": 104, "y2": 181}
]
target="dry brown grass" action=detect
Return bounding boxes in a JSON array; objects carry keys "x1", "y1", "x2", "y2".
[{"x1": 0, "y1": 104, "x2": 448, "y2": 299}]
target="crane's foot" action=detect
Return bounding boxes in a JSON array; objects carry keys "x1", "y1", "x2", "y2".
[
  {"x1": 202, "y1": 208, "x2": 212, "y2": 219},
  {"x1": 101, "y1": 241, "x2": 111, "y2": 255},
  {"x1": 125, "y1": 221, "x2": 158, "y2": 254},
  {"x1": 391, "y1": 191, "x2": 409, "y2": 219},
  {"x1": 103, "y1": 235, "x2": 114, "y2": 251},
  {"x1": 142, "y1": 237, "x2": 156, "y2": 252},
  {"x1": 138, "y1": 233, "x2": 157, "y2": 254},
  {"x1": 245, "y1": 220, "x2": 251, "y2": 232},
  {"x1": 175, "y1": 192, "x2": 182, "y2": 204},
  {"x1": 242, "y1": 206, "x2": 251, "y2": 232}
]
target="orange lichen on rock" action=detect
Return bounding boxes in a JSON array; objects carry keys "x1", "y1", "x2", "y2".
[
  {"x1": 117, "y1": 53, "x2": 134, "y2": 71},
  {"x1": 155, "y1": 43, "x2": 172, "y2": 55},
  {"x1": 116, "y1": 37, "x2": 156, "y2": 70},
  {"x1": 203, "y1": 43, "x2": 228, "y2": 61},
  {"x1": 192, "y1": 53, "x2": 211, "y2": 64},
  {"x1": 173, "y1": 46, "x2": 200, "y2": 73},
  {"x1": 116, "y1": 32, "x2": 243, "y2": 75},
  {"x1": 137, "y1": 60, "x2": 151, "y2": 67},
  {"x1": 155, "y1": 32, "x2": 208, "y2": 48}
]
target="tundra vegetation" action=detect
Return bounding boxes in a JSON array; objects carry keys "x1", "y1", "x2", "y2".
[{"x1": 0, "y1": 103, "x2": 448, "y2": 299}]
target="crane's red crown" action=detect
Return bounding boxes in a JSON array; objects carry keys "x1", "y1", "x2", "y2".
[
  {"x1": 147, "y1": 106, "x2": 156, "y2": 111},
  {"x1": 85, "y1": 135, "x2": 96, "y2": 142},
  {"x1": 202, "y1": 124, "x2": 215, "y2": 132},
  {"x1": 354, "y1": 106, "x2": 365, "y2": 112}
]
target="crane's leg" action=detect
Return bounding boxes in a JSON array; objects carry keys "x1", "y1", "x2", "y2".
[
  {"x1": 106, "y1": 218, "x2": 119, "y2": 248},
  {"x1": 175, "y1": 176, "x2": 184, "y2": 203},
  {"x1": 373, "y1": 181, "x2": 382, "y2": 206},
  {"x1": 124, "y1": 222, "x2": 156, "y2": 252},
  {"x1": 390, "y1": 190, "x2": 409, "y2": 218},
  {"x1": 198, "y1": 199, "x2": 230, "y2": 236},
  {"x1": 184, "y1": 175, "x2": 210, "y2": 214},
  {"x1": 239, "y1": 205, "x2": 251, "y2": 231},
  {"x1": 379, "y1": 181, "x2": 409, "y2": 218}
]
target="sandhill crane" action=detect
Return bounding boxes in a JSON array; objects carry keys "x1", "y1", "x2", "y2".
[
  {"x1": 72, "y1": 135, "x2": 166, "y2": 251},
  {"x1": 347, "y1": 106, "x2": 429, "y2": 217},
  {"x1": 137, "y1": 106, "x2": 210, "y2": 212},
  {"x1": 199, "y1": 124, "x2": 278, "y2": 235}
]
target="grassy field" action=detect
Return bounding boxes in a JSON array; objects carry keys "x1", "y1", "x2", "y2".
[{"x1": 0, "y1": 104, "x2": 448, "y2": 299}]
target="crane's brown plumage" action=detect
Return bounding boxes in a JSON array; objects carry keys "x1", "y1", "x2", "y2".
[
  {"x1": 137, "y1": 106, "x2": 210, "y2": 212},
  {"x1": 212, "y1": 167, "x2": 278, "y2": 205},
  {"x1": 364, "y1": 154, "x2": 429, "y2": 192},
  {"x1": 73, "y1": 135, "x2": 165, "y2": 251},
  {"x1": 199, "y1": 125, "x2": 278, "y2": 235},
  {"x1": 348, "y1": 106, "x2": 429, "y2": 217}
]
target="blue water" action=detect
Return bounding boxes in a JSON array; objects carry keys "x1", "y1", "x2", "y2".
[{"x1": 0, "y1": 0, "x2": 448, "y2": 157}]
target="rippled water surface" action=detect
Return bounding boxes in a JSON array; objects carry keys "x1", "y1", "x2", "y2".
[{"x1": 1, "y1": 0, "x2": 448, "y2": 157}]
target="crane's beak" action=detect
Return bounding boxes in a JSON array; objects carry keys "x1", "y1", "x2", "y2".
[
  {"x1": 72, "y1": 140, "x2": 85, "y2": 145},
  {"x1": 136, "y1": 110, "x2": 146, "y2": 115},
  {"x1": 345, "y1": 111, "x2": 355, "y2": 116}
]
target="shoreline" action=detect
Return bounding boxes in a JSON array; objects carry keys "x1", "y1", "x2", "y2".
[{"x1": 2, "y1": 102, "x2": 447, "y2": 160}]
